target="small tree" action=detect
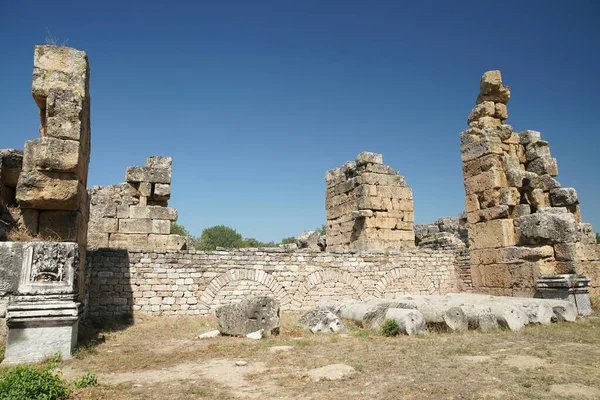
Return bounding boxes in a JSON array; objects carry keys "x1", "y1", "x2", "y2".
[
  {"x1": 195, "y1": 225, "x2": 244, "y2": 250},
  {"x1": 280, "y1": 236, "x2": 296, "y2": 245},
  {"x1": 170, "y1": 222, "x2": 190, "y2": 236},
  {"x1": 597, "y1": 233, "x2": 600, "y2": 244}
]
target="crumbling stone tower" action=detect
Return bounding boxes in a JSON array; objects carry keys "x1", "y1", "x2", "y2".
[
  {"x1": 325, "y1": 152, "x2": 414, "y2": 251},
  {"x1": 16, "y1": 45, "x2": 91, "y2": 246},
  {"x1": 460, "y1": 70, "x2": 598, "y2": 296},
  {"x1": 87, "y1": 156, "x2": 186, "y2": 250}
]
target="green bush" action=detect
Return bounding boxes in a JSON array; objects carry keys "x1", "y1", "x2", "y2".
[
  {"x1": 195, "y1": 225, "x2": 244, "y2": 250},
  {"x1": 0, "y1": 358, "x2": 70, "y2": 400},
  {"x1": 381, "y1": 318, "x2": 400, "y2": 337},
  {"x1": 72, "y1": 371, "x2": 98, "y2": 388}
]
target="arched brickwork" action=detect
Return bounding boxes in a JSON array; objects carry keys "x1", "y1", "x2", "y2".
[
  {"x1": 291, "y1": 269, "x2": 368, "y2": 309},
  {"x1": 373, "y1": 267, "x2": 437, "y2": 298}
]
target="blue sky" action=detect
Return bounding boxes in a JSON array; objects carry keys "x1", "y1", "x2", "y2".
[{"x1": 1, "y1": 1, "x2": 599, "y2": 242}]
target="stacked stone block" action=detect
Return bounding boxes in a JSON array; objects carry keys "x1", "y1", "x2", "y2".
[
  {"x1": 0, "y1": 150, "x2": 24, "y2": 207},
  {"x1": 461, "y1": 70, "x2": 598, "y2": 296},
  {"x1": 325, "y1": 152, "x2": 414, "y2": 251},
  {"x1": 16, "y1": 45, "x2": 91, "y2": 245},
  {"x1": 87, "y1": 156, "x2": 186, "y2": 250}
]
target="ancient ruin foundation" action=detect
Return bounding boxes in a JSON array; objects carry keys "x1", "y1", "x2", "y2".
[
  {"x1": 325, "y1": 152, "x2": 415, "y2": 251},
  {"x1": 87, "y1": 156, "x2": 186, "y2": 250},
  {"x1": 460, "y1": 70, "x2": 600, "y2": 296}
]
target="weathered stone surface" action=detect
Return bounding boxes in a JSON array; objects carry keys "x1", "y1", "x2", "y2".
[
  {"x1": 469, "y1": 219, "x2": 516, "y2": 250},
  {"x1": 525, "y1": 141, "x2": 550, "y2": 162},
  {"x1": 355, "y1": 152, "x2": 383, "y2": 166},
  {"x1": 16, "y1": 170, "x2": 82, "y2": 210},
  {"x1": 147, "y1": 234, "x2": 186, "y2": 250},
  {"x1": 32, "y1": 45, "x2": 89, "y2": 108},
  {"x1": 45, "y1": 89, "x2": 85, "y2": 141},
  {"x1": 477, "y1": 70, "x2": 510, "y2": 104},
  {"x1": 125, "y1": 167, "x2": 171, "y2": 184},
  {"x1": 38, "y1": 210, "x2": 84, "y2": 241},
  {"x1": 468, "y1": 101, "x2": 495, "y2": 124},
  {"x1": 0, "y1": 149, "x2": 24, "y2": 188},
  {"x1": 0, "y1": 242, "x2": 24, "y2": 297},
  {"x1": 527, "y1": 156, "x2": 558, "y2": 176},
  {"x1": 129, "y1": 205, "x2": 177, "y2": 221},
  {"x1": 118, "y1": 218, "x2": 153, "y2": 234},
  {"x1": 153, "y1": 183, "x2": 170, "y2": 201},
  {"x1": 299, "y1": 310, "x2": 346, "y2": 334},
  {"x1": 22, "y1": 137, "x2": 80, "y2": 173},
  {"x1": 216, "y1": 297, "x2": 280, "y2": 337},
  {"x1": 517, "y1": 213, "x2": 579, "y2": 244},
  {"x1": 519, "y1": 130, "x2": 541, "y2": 145},
  {"x1": 297, "y1": 231, "x2": 321, "y2": 250},
  {"x1": 108, "y1": 233, "x2": 149, "y2": 249},
  {"x1": 549, "y1": 188, "x2": 578, "y2": 207}
]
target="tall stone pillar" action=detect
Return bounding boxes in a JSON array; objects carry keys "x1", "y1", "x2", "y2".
[
  {"x1": 325, "y1": 152, "x2": 414, "y2": 251},
  {"x1": 460, "y1": 71, "x2": 597, "y2": 297},
  {"x1": 3, "y1": 46, "x2": 91, "y2": 364}
]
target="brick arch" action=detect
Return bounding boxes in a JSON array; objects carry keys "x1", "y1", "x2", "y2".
[
  {"x1": 373, "y1": 268, "x2": 437, "y2": 297},
  {"x1": 291, "y1": 269, "x2": 368, "y2": 309},
  {"x1": 199, "y1": 269, "x2": 290, "y2": 310}
]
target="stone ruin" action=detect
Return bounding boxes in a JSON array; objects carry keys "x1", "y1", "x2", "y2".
[
  {"x1": 1, "y1": 45, "x2": 91, "y2": 364},
  {"x1": 0, "y1": 150, "x2": 24, "y2": 239},
  {"x1": 325, "y1": 152, "x2": 415, "y2": 251},
  {"x1": 87, "y1": 156, "x2": 186, "y2": 250},
  {"x1": 414, "y1": 214, "x2": 468, "y2": 247},
  {"x1": 460, "y1": 70, "x2": 599, "y2": 297},
  {"x1": 16, "y1": 46, "x2": 91, "y2": 247}
]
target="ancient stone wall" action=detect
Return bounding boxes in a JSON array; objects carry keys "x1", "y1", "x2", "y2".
[
  {"x1": 461, "y1": 70, "x2": 600, "y2": 296},
  {"x1": 86, "y1": 247, "x2": 462, "y2": 319},
  {"x1": 87, "y1": 156, "x2": 186, "y2": 251},
  {"x1": 325, "y1": 152, "x2": 415, "y2": 251},
  {"x1": 15, "y1": 45, "x2": 91, "y2": 246}
]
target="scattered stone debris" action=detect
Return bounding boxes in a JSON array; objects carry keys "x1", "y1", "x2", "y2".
[
  {"x1": 246, "y1": 329, "x2": 263, "y2": 340},
  {"x1": 299, "y1": 309, "x2": 347, "y2": 334},
  {"x1": 197, "y1": 330, "x2": 220, "y2": 339},
  {"x1": 216, "y1": 297, "x2": 280, "y2": 337},
  {"x1": 235, "y1": 360, "x2": 248, "y2": 367}
]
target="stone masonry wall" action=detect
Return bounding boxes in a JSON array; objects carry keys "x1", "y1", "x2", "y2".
[
  {"x1": 16, "y1": 45, "x2": 91, "y2": 247},
  {"x1": 461, "y1": 70, "x2": 599, "y2": 296},
  {"x1": 87, "y1": 156, "x2": 186, "y2": 251},
  {"x1": 325, "y1": 152, "x2": 415, "y2": 251},
  {"x1": 86, "y1": 247, "x2": 461, "y2": 319}
]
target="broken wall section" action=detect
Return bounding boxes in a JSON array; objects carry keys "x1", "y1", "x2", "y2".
[
  {"x1": 87, "y1": 156, "x2": 186, "y2": 250},
  {"x1": 15, "y1": 45, "x2": 91, "y2": 246},
  {"x1": 325, "y1": 152, "x2": 414, "y2": 252},
  {"x1": 460, "y1": 70, "x2": 599, "y2": 296},
  {"x1": 0, "y1": 150, "x2": 24, "y2": 240}
]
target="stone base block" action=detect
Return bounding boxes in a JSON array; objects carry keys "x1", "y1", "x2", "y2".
[
  {"x1": 535, "y1": 274, "x2": 592, "y2": 315},
  {"x1": 2, "y1": 301, "x2": 82, "y2": 364}
]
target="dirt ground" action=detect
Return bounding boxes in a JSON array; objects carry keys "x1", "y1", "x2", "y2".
[{"x1": 3, "y1": 312, "x2": 600, "y2": 399}]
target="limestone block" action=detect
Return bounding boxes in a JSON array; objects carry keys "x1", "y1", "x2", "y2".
[
  {"x1": 116, "y1": 204, "x2": 130, "y2": 219},
  {"x1": 465, "y1": 194, "x2": 480, "y2": 212},
  {"x1": 109, "y1": 233, "x2": 149, "y2": 249},
  {"x1": 482, "y1": 125, "x2": 513, "y2": 141},
  {"x1": 152, "y1": 220, "x2": 171, "y2": 234},
  {"x1": 153, "y1": 183, "x2": 171, "y2": 201},
  {"x1": 525, "y1": 188, "x2": 550, "y2": 210},
  {"x1": 216, "y1": 297, "x2": 280, "y2": 337},
  {"x1": 138, "y1": 182, "x2": 152, "y2": 197},
  {"x1": 91, "y1": 218, "x2": 118, "y2": 233},
  {"x1": 355, "y1": 152, "x2": 383, "y2": 166},
  {"x1": 469, "y1": 219, "x2": 516, "y2": 250},
  {"x1": 325, "y1": 167, "x2": 341, "y2": 184},
  {"x1": 474, "y1": 263, "x2": 511, "y2": 288},
  {"x1": 495, "y1": 103, "x2": 508, "y2": 120},
  {"x1": 515, "y1": 204, "x2": 531, "y2": 217},
  {"x1": 17, "y1": 170, "x2": 82, "y2": 210},
  {"x1": 499, "y1": 187, "x2": 520, "y2": 206},
  {"x1": 359, "y1": 173, "x2": 405, "y2": 186},
  {"x1": 579, "y1": 223, "x2": 596, "y2": 244},
  {"x1": 38, "y1": 210, "x2": 83, "y2": 241},
  {"x1": 481, "y1": 189, "x2": 501, "y2": 208},
  {"x1": 497, "y1": 246, "x2": 555, "y2": 264},
  {"x1": 527, "y1": 156, "x2": 558, "y2": 177},
  {"x1": 501, "y1": 155, "x2": 520, "y2": 171},
  {"x1": 526, "y1": 175, "x2": 561, "y2": 191},
  {"x1": 554, "y1": 243, "x2": 579, "y2": 262},
  {"x1": 146, "y1": 156, "x2": 172, "y2": 170},
  {"x1": 505, "y1": 169, "x2": 538, "y2": 188},
  {"x1": 477, "y1": 70, "x2": 510, "y2": 104},
  {"x1": 119, "y1": 218, "x2": 153, "y2": 234},
  {"x1": 525, "y1": 141, "x2": 550, "y2": 162},
  {"x1": 519, "y1": 130, "x2": 541, "y2": 145},
  {"x1": 549, "y1": 188, "x2": 578, "y2": 207},
  {"x1": 148, "y1": 234, "x2": 186, "y2": 250},
  {"x1": 361, "y1": 164, "x2": 398, "y2": 175},
  {"x1": 45, "y1": 89, "x2": 85, "y2": 141},
  {"x1": 125, "y1": 167, "x2": 171, "y2": 184},
  {"x1": 462, "y1": 154, "x2": 502, "y2": 179},
  {"x1": 460, "y1": 138, "x2": 503, "y2": 163},
  {"x1": 472, "y1": 116, "x2": 502, "y2": 128},
  {"x1": 467, "y1": 101, "x2": 495, "y2": 124},
  {"x1": 463, "y1": 169, "x2": 506, "y2": 195},
  {"x1": 354, "y1": 184, "x2": 377, "y2": 197},
  {"x1": 467, "y1": 205, "x2": 509, "y2": 224},
  {"x1": 22, "y1": 137, "x2": 80, "y2": 173},
  {"x1": 129, "y1": 205, "x2": 177, "y2": 221},
  {"x1": 87, "y1": 232, "x2": 109, "y2": 249},
  {"x1": 517, "y1": 213, "x2": 579, "y2": 244},
  {"x1": 32, "y1": 45, "x2": 89, "y2": 109}
]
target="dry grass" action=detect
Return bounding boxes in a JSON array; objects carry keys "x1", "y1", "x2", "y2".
[{"x1": 0, "y1": 311, "x2": 590, "y2": 399}]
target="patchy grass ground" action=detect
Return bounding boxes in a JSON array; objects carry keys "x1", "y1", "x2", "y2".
[{"x1": 2, "y1": 312, "x2": 600, "y2": 399}]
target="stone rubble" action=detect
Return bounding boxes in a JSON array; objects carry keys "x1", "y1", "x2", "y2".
[
  {"x1": 87, "y1": 156, "x2": 186, "y2": 250},
  {"x1": 299, "y1": 309, "x2": 347, "y2": 334},
  {"x1": 215, "y1": 297, "x2": 280, "y2": 337},
  {"x1": 325, "y1": 152, "x2": 415, "y2": 251}
]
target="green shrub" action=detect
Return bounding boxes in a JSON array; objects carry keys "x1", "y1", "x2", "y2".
[
  {"x1": 72, "y1": 371, "x2": 98, "y2": 388},
  {"x1": 381, "y1": 318, "x2": 400, "y2": 337},
  {"x1": 0, "y1": 357, "x2": 70, "y2": 400}
]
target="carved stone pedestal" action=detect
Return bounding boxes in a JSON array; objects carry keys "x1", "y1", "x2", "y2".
[
  {"x1": 535, "y1": 274, "x2": 592, "y2": 316},
  {"x1": 1, "y1": 242, "x2": 83, "y2": 364}
]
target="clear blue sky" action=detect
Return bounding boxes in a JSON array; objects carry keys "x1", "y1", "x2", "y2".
[{"x1": 1, "y1": 1, "x2": 599, "y2": 242}]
